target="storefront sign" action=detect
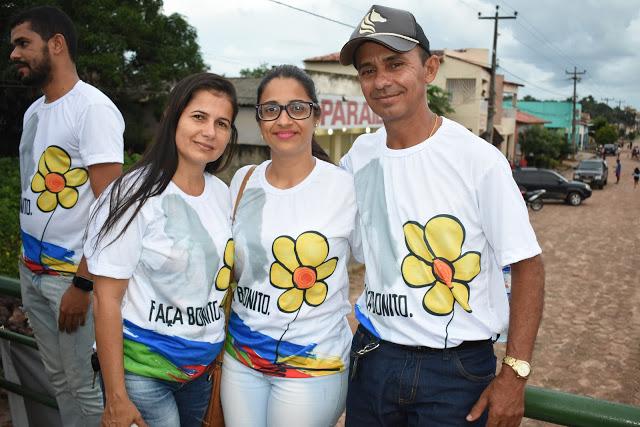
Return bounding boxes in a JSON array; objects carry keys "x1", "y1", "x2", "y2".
[{"x1": 318, "y1": 95, "x2": 383, "y2": 129}]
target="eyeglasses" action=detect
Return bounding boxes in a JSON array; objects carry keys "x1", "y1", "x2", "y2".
[{"x1": 256, "y1": 101, "x2": 318, "y2": 121}]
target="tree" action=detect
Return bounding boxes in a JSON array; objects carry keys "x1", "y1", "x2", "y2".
[
  {"x1": 595, "y1": 125, "x2": 618, "y2": 146},
  {"x1": 427, "y1": 86, "x2": 454, "y2": 116},
  {"x1": 591, "y1": 116, "x2": 608, "y2": 132},
  {"x1": 580, "y1": 95, "x2": 614, "y2": 123},
  {"x1": 522, "y1": 95, "x2": 540, "y2": 102},
  {"x1": 520, "y1": 125, "x2": 567, "y2": 168},
  {"x1": 239, "y1": 63, "x2": 270, "y2": 78},
  {"x1": 0, "y1": 0, "x2": 207, "y2": 155}
]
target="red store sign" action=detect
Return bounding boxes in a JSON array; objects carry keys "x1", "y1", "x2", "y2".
[{"x1": 319, "y1": 95, "x2": 383, "y2": 129}]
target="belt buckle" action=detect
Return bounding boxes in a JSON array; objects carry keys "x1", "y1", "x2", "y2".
[{"x1": 356, "y1": 341, "x2": 380, "y2": 356}]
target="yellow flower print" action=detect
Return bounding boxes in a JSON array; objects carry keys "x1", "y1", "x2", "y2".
[
  {"x1": 30, "y1": 146, "x2": 88, "y2": 212},
  {"x1": 401, "y1": 215, "x2": 481, "y2": 316},
  {"x1": 215, "y1": 239, "x2": 234, "y2": 291},
  {"x1": 270, "y1": 231, "x2": 337, "y2": 313}
]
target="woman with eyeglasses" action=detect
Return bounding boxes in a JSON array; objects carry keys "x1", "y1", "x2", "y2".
[
  {"x1": 84, "y1": 73, "x2": 237, "y2": 427},
  {"x1": 220, "y1": 65, "x2": 359, "y2": 426}
]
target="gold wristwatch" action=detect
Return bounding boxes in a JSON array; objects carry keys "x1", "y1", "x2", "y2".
[{"x1": 502, "y1": 356, "x2": 531, "y2": 379}]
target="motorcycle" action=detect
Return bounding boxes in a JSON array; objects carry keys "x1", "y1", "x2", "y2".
[{"x1": 519, "y1": 187, "x2": 545, "y2": 211}]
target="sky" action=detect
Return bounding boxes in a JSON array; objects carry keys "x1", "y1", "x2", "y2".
[{"x1": 163, "y1": 0, "x2": 640, "y2": 110}]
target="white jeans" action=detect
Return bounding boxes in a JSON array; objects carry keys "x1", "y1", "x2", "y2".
[
  {"x1": 19, "y1": 262, "x2": 103, "y2": 427},
  {"x1": 221, "y1": 353, "x2": 348, "y2": 427}
]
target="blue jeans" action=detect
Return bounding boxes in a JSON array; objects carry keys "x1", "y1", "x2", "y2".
[
  {"x1": 346, "y1": 326, "x2": 496, "y2": 426},
  {"x1": 19, "y1": 262, "x2": 103, "y2": 427},
  {"x1": 124, "y1": 371, "x2": 212, "y2": 427}
]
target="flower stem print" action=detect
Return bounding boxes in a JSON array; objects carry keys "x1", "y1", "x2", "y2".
[
  {"x1": 30, "y1": 146, "x2": 88, "y2": 270},
  {"x1": 273, "y1": 306, "x2": 302, "y2": 367},
  {"x1": 269, "y1": 231, "x2": 338, "y2": 366}
]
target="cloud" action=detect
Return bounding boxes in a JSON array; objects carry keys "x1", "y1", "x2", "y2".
[{"x1": 163, "y1": 0, "x2": 640, "y2": 108}]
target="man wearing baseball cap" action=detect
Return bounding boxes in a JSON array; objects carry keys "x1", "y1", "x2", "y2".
[{"x1": 339, "y1": 5, "x2": 545, "y2": 426}]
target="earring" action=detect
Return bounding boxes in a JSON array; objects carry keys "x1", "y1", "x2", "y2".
[{"x1": 314, "y1": 122, "x2": 319, "y2": 128}]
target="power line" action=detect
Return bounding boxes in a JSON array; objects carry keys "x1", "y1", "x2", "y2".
[
  {"x1": 498, "y1": 65, "x2": 567, "y2": 98},
  {"x1": 495, "y1": 0, "x2": 580, "y2": 68},
  {"x1": 266, "y1": 0, "x2": 355, "y2": 29}
]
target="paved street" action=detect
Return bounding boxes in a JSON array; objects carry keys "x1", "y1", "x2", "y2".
[{"x1": 339, "y1": 145, "x2": 640, "y2": 426}]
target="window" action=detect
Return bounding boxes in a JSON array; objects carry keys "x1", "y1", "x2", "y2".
[{"x1": 446, "y1": 79, "x2": 476, "y2": 105}]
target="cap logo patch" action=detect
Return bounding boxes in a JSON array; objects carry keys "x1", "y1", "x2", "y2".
[{"x1": 359, "y1": 8, "x2": 387, "y2": 34}]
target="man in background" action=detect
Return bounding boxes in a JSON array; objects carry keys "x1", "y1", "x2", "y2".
[{"x1": 10, "y1": 6, "x2": 124, "y2": 425}]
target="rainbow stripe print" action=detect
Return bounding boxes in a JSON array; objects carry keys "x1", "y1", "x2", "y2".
[
  {"x1": 123, "y1": 319, "x2": 222, "y2": 382},
  {"x1": 225, "y1": 311, "x2": 344, "y2": 378}
]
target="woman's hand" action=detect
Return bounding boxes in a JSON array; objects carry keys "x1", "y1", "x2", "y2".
[{"x1": 101, "y1": 394, "x2": 148, "y2": 427}]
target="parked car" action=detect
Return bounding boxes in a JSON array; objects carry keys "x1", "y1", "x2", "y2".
[
  {"x1": 603, "y1": 144, "x2": 617, "y2": 156},
  {"x1": 513, "y1": 167, "x2": 592, "y2": 206},
  {"x1": 573, "y1": 159, "x2": 608, "y2": 189}
]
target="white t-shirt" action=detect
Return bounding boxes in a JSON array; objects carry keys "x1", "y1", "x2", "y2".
[
  {"x1": 85, "y1": 172, "x2": 232, "y2": 382},
  {"x1": 227, "y1": 159, "x2": 357, "y2": 378},
  {"x1": 19, "y1": 80, "x2": 124, "y2": 274},
  {"x1": 340, "y1": 117, "x2": 541, "y2": 348}
]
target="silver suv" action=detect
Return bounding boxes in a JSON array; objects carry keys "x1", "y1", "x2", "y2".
[{"x1": 573, "y1": 159, "x2": 608, "y2": 189}]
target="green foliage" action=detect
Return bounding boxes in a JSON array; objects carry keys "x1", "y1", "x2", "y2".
[
  {"x1": 522, "y1": 95, "x2": 540, "y2": 102},
  {"x1": 0, "y1": 0, "x2": 207, "y2": 155},
  {"x1": 427, "y1": 86, "x2": 454, "y2": 116},
  {"x1": 0, "y1": 158, "x2": 21, "y2": 278},
  {"x1": 595, "y1": 125, "x2": 618, "y2": 146},
  {"x1": 580, "y1": 95, "x2": 636, "y2": 128},
  {"x1": 239, "y1": 63, "x2": 270, "y2": 78},
  {"x1": 124, "y1": 151, "x2": 142, "y2": 170},
  {"x1": 520, "y1": 125, "x2": 567, "y2": 168},
  {"x1": 591, "y1": 116, "x2": 608, "y2": 132}
]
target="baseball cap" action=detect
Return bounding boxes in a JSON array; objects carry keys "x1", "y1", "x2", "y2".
[{"x1": 339, "y1": 5, "x2": 431, "y2": 66}]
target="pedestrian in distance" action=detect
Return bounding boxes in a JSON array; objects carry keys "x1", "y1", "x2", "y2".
[
  {"x1": 339, "y1": 5, "x2": 544, "y2": 426},
  {"x1": 220, "y1": 65, "x2": 358, "y2": 427},
  {"x1": 615, "y1": 159, "x2": 622, "y2": 184},
  {"x1": 9, "y1": 6, "x2": 124, "y2": 425},
  {"x1": 85, "y1": 73, "x2": 238, "y2": 427},
  {"x1": 633, "y1": 167, "x2": 640, "y2": 189}
]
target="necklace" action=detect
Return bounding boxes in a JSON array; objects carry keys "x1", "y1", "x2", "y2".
[{"x1": 428, "y1": 114, "x2": 440, "y2": 139}]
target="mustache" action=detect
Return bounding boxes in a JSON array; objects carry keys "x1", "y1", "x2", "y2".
[
  {"x1": 12, "y1": 61, "x2": 29, "y2": 68},
  {"x1": 371, "y1": 90, "x2": 401, "y2": 99}
]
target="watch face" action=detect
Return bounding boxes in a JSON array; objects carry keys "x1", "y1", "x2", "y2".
[{"x1": 515, "y1": 362, "x2": 531, "y2": 377}]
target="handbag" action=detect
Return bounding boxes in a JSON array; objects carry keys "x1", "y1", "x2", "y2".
[{"x1": 202, "y1": 165, "x2": 256, "y2": 427}]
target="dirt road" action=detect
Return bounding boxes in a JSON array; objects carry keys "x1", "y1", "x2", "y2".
[
  {"x1": 338, "y1": 146, "x2": 640, "y2": 426},
  {"x1": 521, "y1": 149, "x2": 640, "y2": 406}
]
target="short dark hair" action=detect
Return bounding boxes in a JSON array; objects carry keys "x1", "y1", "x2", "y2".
[
  {"x1": 418, "y1": 46, "x2": 432, "y2": 64},
  {"x1": 9, "y1": 6, "x2": 78, "y2": 61}
]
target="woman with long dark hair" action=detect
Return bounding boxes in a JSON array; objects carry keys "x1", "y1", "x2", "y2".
[
  {"x1": 220, "y1": 65, "x2": 359, "y2": 426},
  {"x1": 84, "y1": 72, "x2": 238, "y2": 427}
]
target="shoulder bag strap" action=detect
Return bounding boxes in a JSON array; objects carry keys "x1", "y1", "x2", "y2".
[{"x1": 232, "y1": 165, "x2": 257, "y2": 223}]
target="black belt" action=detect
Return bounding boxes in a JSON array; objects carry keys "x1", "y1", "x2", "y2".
[{"x1": 359, "y1": 325, "x2": 491, "y2": 353}]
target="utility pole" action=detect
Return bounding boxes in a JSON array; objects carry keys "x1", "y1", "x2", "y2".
[
  {"x1": 602, "y1": 97, "x2": 615, "y2": 106},
  {"x1": 479, "y1": 5, "x2": 516, "y2": 144},
  {"x1": 566, "y1": 67, "x2": 586, "y2": 153},
  {"x1": 616, "y1": 99, "x2": 624, "y2": 109}
]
